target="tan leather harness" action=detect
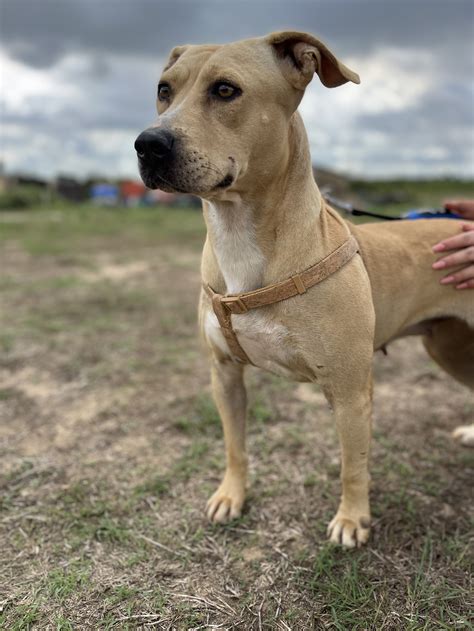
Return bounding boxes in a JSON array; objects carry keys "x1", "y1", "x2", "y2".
[{"x1": 204, "y1": 234, "x2": 359, "y2": 364}]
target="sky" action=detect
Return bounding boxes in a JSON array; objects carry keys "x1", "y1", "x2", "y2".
[{"x1": 1, "y1": 0, "x2": 473, "y2": 180}]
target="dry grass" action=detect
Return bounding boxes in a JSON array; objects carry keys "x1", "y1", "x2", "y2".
[{"x1": 0, "y1": 205, "x2": 473, "y2": 630}]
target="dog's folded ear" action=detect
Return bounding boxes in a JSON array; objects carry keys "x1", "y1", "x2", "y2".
[
  {"x1": 266, "y1": 31, "x2": 360, "y2": 90},
  {"x1": 163, "y1": 45, "x2": 189, "y2": 71}
]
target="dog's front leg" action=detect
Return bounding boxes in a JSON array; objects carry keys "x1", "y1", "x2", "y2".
[
  {"x1": 206, "y1": 358, "x2": 247, "y2": 523},
  {"x1": 326, "y1": 371, "x2": 373, "y2": 548}
]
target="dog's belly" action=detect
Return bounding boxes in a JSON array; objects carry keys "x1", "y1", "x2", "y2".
[{"x1": 204, "y1": 309, "x2": 312, "y2": 380}]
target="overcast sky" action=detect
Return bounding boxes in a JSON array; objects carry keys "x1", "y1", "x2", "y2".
[{"x1": 1, "y1": 0, "x2": 473, "y2": 180}]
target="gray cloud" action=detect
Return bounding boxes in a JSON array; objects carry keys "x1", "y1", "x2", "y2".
[
  {"x1": 2, "y1": 0, "x2": 473, "y2": 68},
  {"x1": 1, "y1": 0, "x2": 473, "y2": 179},
  {"x1": 354, "y1": 84, "x2": 474, "y2": 172}
]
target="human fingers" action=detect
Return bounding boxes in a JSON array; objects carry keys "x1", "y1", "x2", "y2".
[
  {"x1": 438, "y1": 264, "x2": 474, "y2": 289},
  {"x1": 432, "y1": 230, "x2": 474, "y2": 253}
]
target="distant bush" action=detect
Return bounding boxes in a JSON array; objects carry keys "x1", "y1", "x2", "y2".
[
  {"x1": 0, "y1": 185, "x2": 51, "y2": 210},
  {"x1": 351, "y1": 177, "x2": 474, "y2": 209}
]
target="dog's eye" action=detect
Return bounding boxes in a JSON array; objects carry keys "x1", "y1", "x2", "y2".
[
  {"x1": 157, "y1": 83, "x2": 171, "y2": 102},
  {"x1": 211, "y1": 82, "x2": 242, "y2": 101}
]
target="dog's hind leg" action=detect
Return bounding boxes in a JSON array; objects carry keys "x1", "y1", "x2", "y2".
[
  {"x1": 423, "y1": 318, "x2": 474, "y2": 446},
  {"x1": 206, "y1": 358, "x2": 248, "y2": 522},
  {"x1": 423, "y1": 318, "x2": 474, "y2": 388}
]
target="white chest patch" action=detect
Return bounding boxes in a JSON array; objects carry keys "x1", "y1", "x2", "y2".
[{"x1": 207, "y1": 201, "x2": 265, "y2": 294}]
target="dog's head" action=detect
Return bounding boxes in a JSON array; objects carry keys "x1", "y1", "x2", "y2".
[{"x1": 135, "y1": 31, "x2": 359, "y2": 198}]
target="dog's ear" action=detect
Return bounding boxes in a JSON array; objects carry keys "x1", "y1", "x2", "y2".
[
  {"x1": 266, "y1": 31, "x2": 360, "y2": 90},
  {"x1": 163, "y1": 45, "x2": 189, "y2": 71}
]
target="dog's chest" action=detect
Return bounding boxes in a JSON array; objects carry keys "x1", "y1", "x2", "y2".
[
  {"x1": 204, "y1": 308, "x2": 297, "y2": 377},
  {"x1": 203, "y1": 201, "x2": 304, "y2": 377}
]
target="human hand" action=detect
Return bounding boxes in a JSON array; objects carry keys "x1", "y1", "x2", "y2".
[
  {"x1": 444, "y1": 199, "x2": 474, "y2": 220},
  {"x1": 432, "y1": 223, "x2": 474, "y2": 289}
]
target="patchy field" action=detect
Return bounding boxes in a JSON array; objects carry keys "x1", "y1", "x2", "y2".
[{"x1": 0, "y1": 206, "x2": 472, "y2": 630}]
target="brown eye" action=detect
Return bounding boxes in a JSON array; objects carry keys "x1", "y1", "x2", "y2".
[
  {"x1": 158, "y1": 83, "x2": 171, "y2": 101},
  {"x1": 211, "y1": 82, "x2": 242, "y2": 101},
  {"x1": 217, "y1": 84, "x2": 234, "y2": 98}
]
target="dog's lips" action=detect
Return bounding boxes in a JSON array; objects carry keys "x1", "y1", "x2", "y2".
[
  {"x1": 212, "y1": 158, "x2": 238, "y2": 192},
  {"x1": 137, "y1": 166, "x2": 161, "y2": 190},
  {"x1": 137, "y1": 154, "x2": 238, "y2": 196},
  {"x1": 215, "y1": 173, "x2": 235, "y2": 189},
  {"x1": 138, "y1": 167, "x2": 186, "y2": 194}
]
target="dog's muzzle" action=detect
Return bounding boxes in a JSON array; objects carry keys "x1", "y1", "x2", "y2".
[{"x1": 134, "y1": 127, "x2": 234, "y2": 194}]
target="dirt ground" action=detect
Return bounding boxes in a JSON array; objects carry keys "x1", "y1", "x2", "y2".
[{"x1": 0, "y1": 207, "x2": 473, "y2": 630}]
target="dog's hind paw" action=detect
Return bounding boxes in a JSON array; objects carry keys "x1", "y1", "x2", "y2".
[
  {"x1": 206, "y1": 476, "x2": 245, "y2": 524},
  {"x1": 452, "y1": 424, "x2": 474, "y2": 447},
  {"x1": 327, "y1": 513, "x2": 371, "y2": 548}
]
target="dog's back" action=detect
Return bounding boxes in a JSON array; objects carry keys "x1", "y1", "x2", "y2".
[{"x1": 349, "y1": 219, "x2": 474, "y2": 349}]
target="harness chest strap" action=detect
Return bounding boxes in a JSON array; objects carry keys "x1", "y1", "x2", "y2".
[{"x1": 204, "y1": 235, "x2": 359, "y2": 364}]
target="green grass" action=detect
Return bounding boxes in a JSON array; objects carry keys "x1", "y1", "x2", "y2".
[
  {"x1": 0, "y1": 204, "x2": 206, "y2": 255},
  {"x1": 48, "y1": 482, "x2": 133, "y2": 548},
  {"x1": 173, "y1": 393, "x2": 273, "y2": 436},
  {"x1": 250, "y1": 397, "x2": 273, "y2": 425},
  {"x1": 55, "y1": 617, "x2": 75, "y2": 631},
  {"x1": 0, "y1": 387, "x2": 16, "y2": 400},
  {"x1": 301, "y1": 537, "x2": 472, "y2": 630},
  {"x1": 134, "y1": 474, "x2": 171, "y2": 498},
  {"x1": 308, "y1": 546, "x2": 379, "y2": 630},
  {"x1": 45, "y1": 563, "x2": 91, "y2": 602},
  {"x1": 106, "y1": 585, "x2": 140, "y2": 606},
  {"x1": 5, "y1": 604, "x2": 40, "y2": 630}
]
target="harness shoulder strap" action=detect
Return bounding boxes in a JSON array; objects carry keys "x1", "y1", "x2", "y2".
[
  {"x1": 204, "y1": 235, "x2": 359, "y2": 363},
  {"x1": 207, "y1": 290, "x2": 251, "y2": 364}
]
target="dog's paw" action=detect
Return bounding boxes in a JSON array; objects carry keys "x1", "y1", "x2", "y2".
[
  {"x1": 206, "y1": 478, "x2": 245, "y2": 524},
  {"x1": 452, "y1": 424, "x2": 474, "y2": 447},
  {"x1": 327, "y1": 513, "x2": 371, "y2": 548}
]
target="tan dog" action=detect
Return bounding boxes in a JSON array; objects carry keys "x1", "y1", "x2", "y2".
[{"x1": 135, "y1": 31, "x2": 474, "y2": 547}]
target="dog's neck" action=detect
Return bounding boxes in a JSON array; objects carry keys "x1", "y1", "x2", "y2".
[
  {"x1": 202, "y1": 113, "x2": 343, "y2": 294},
  {"x1": 205, "y1": 200, "x2": 266, "y2": 293}
]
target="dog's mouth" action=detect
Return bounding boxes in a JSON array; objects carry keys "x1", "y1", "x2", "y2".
[
  {"x1": 140, "y1": 169, "x2": 235, "y2": 195},
  {"x1": 212, "y1": 156, "x2": 237, "y2": 191},
  {"x1": 215, "y1": 173, "x2": 235, "y2": 189},
  {"x1": 139, "y1": 169, "x2": 187, "y2": 194}
]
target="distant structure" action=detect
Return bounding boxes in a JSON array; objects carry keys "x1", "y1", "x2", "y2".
[
  {"x1": 88, "y1": 179, "x2": 199, "y2": 207},
  {"x1": 119, "y1": 182, "x2": 199, "y2": 207},
  {"x1": 55, "y1": 176, "x2": 89, "y2": 202},
  {"x1": 90, "y1": 183, "x2": 120, "y2": 206},
  {"x1": 120, "y1": 180, "x2": 147, "y2": 206}
]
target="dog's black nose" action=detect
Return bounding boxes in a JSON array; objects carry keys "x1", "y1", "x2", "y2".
[{"x1": 134, "y1": 128, "x2": 175, "y2": 160}]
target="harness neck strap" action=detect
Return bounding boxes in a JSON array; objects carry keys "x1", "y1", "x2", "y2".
[{"x1": 205, "y1": 234, "x2": 359, "y2": 364}]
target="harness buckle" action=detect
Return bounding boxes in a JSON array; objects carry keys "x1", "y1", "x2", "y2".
[{"x1": 221, "y1": 296, "x2": 248, "y2": 314}]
